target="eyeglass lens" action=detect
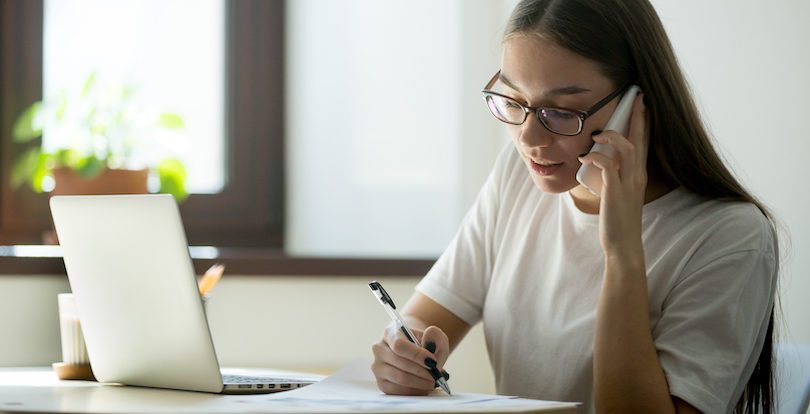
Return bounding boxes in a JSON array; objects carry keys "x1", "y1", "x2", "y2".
[{"x1": 485, "y1": 94, "x2": 581, "y2": 135}]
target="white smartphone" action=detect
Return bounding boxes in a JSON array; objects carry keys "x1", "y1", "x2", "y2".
[{"x1": 575, "y1": 85, "x2": 642, "y2": 197}]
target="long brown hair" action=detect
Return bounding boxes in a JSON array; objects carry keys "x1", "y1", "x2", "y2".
[{"x1": 505, "y1": 1, "x2": 776, "y2": 412}]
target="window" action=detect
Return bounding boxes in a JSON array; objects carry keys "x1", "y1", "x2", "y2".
[
  {"x1": 43, "y1": 0, "x2": 226, "y2": 194},
  {"x1": 1, "y1": 0, "x2": 284, "y2": 248}
]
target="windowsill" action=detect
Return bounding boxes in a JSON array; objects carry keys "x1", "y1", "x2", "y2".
[{"x1": 0, "y1": 245, "x2": 436, "y2": 277}]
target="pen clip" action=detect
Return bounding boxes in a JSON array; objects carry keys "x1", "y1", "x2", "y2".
[{"x1": 368, "y1": 280, "x2": 397, "y2": 309}]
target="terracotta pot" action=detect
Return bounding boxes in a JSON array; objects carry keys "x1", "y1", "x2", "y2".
[
  {"x1": 44, "y1": 167, "x2": 150, "y2": 244},
  {"x1": 51, "y1": 167, "x2": 149, "y2": 196}
]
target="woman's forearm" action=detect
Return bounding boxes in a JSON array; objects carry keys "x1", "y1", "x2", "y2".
[
  {"x1": 593, "y1": 252, "x2": 675, "y2": 413},
  {"x1": 401, "y1": 315, "x2": 429, "y2": 332}
]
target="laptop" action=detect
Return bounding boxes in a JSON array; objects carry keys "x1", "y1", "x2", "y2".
[{"x1": 49, "y1": 194, "x2": 317, "y2": 394}]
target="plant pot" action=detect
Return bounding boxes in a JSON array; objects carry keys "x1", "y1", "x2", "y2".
[
  {"x1": 51, "y1": 167, "x2": 149, "y2": 195},
  {"x1": 44, "y1": 167, "x2": 150, "y2": 244}
]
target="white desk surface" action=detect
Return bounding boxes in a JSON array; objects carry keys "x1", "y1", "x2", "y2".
[{"x1": 0, "y1": 367, "x2": 578, "y2": 414}]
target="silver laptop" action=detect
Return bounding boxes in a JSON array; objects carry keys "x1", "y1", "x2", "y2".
[{"x1": 50, "y1": 194, "x2": 317, "y2": 394}]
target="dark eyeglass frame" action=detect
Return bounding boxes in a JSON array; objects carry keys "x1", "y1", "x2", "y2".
[{"x1": 481, "y1": 69, "x2": 627, "y2": 136}]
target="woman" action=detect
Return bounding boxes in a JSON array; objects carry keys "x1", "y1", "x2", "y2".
[{"x1": 370, "y1": 0, "x2": 778, "y2": 413}]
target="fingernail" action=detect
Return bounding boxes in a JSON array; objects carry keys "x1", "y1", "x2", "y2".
[
  {"x1": 424, "y1": 357, "x2": 437, "y2": 368},
  {"x1": 442, "y1": 371, "x2": 450, "y2": 381},
  {"x1": 591, "y1": 130, "x2": 602, "y2": 136},
  {"x1": 424, "y1": 341, "x2": 436, "y2": 353},
  {"x1": 578, "y1": 153, "x2": 588, "y2": 158}
]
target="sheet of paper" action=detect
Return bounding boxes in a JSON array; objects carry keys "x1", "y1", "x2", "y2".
[
  {"x1": 244, "y1": 358, "x2": 578, "y2": 413},
  {"x1": 0, "y1": 365, "x2": 576, "y2": 413}
]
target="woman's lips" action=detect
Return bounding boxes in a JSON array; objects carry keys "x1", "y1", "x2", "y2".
[{"x1": 529, "y1": 159, "x2": 563, "y2": 176}]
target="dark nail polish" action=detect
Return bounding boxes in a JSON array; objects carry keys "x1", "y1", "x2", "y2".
[
  {"x1": 424, "y1": 357, "x2": 437, "y2": 368},
  {"x1": 424, "y1": 341, "x2": 436, "y2": 353},
  {"x1": 442, "y1": 371, "x2": 450, "y2": 381},
  {"x1": 578, "y1": 153, "x2": 588, "y2": 158},
  {"x1": 591, "y1": 130, "x2": 602, "y2": 136}
]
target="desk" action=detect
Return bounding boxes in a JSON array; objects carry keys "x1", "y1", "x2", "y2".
[{"x1": 0, "y1": 367, "x2": 579, "y2": 413}]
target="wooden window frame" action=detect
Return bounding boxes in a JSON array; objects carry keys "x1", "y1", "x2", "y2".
[{"x1": 0, "y1": 0, "x2": 283, "y2": 248}]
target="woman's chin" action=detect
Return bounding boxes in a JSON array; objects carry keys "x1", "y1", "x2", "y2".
[{"x1": 529, "y1": 174, "x2": 578, "y2": 194}]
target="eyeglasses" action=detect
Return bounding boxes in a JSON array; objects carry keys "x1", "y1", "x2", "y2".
[{"x1": 481, "y1": 70, "x2": 627, "y2": 136}]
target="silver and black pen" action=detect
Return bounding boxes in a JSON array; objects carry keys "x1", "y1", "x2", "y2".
[{"x1": 368, "y1": 280, "x2": 452, "y2": 395}]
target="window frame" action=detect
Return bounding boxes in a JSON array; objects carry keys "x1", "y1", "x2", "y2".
[{"x1": 0, "y1": 0, "x2": 284, "y2": 248}]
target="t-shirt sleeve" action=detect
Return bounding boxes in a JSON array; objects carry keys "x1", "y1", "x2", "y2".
[
  {"x1": 415, "y1": 143, "x2": 515, "y2": 326},
  {"x1": 653, "y1": 206, "x2": 778, "y2": 413}
]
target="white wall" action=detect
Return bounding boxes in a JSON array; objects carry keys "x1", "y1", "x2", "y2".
[
  {"x1": 285, "y1": 0, "x2": 509, "y2": 259},
  {"x1": 650, "y1": 0, "x2": 810, "y2": 344},
  {"x1": 205, "y1": 276, "x2": 495, "y2": 393},
  {"x1": 0, "y1": 275, "x2": 496, "y2": 394},
  {"x1": 0, "y1": 276, "x2": 70, "y2": 365}
]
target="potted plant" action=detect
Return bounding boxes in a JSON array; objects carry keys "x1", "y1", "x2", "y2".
[{"x1": 10, "y1": 71, "x2": 189, "y2": 202}]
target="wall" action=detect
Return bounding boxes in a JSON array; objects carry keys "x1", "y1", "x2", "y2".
[
  {"x1": 0, "y1": 275, "x2": 69, "y2": 366},
  {"x1": 650, "y1": 0, "x2": 810, "y2": 344},
  {"x1": 0, "y1": 274, "x2": 497, "y2": 394},
  {"x1": 285, "y1": 0, "x2": 510, "y2": 259}
]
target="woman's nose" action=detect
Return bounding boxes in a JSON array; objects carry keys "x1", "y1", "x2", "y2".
[{"x1": 518, "y1": 114, "x2": 554, "y2": 148}]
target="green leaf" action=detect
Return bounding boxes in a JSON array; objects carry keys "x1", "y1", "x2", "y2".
[
  {"x1": 31, "y1": 153, "x2": 53, "y2": 193},
  {"x1": 157, "y1": 113, "x2": 184, "y2": 129},
  {"x1": 90, "y1": 122, "x2": 108, "y2": 135},
  {"x1": 54, "y1": 149, "x2": 82, "y2": 169},
  {"x1": 157, "y1": 158, "x2": 188, "y2": 202},
  {"x1": 12, "y1": 102, "x2": 43, "y2": 143},
  {"x1": 85, "y1": 107, "x2": 96, "y2": 125},
  {"x1": 10, "y1": 148, "x2": 42, "y2": 189},
  {"x1": 55, "y1": 91, "x2": 68, "y2": 121},
  {"x1": 13, "y1": 150, "x2": 54, "y2": 193},
  {"x1": 122, "y1": 85, "x2": 137, "y2": 99},
  {"x1": 81, "y1": 71, "x2": 97, "y2": 97},
  {"x1": 76, "y1": 155, "x2": 105, "y2": 179}
]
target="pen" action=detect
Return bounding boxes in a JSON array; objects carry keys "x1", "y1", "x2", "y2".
[
  {"x1": 198, "y1": 263, "x2": 225, "y2": 296},
  {"x1": 368, "y1": 280, "x2": 452, "y2": 395}
]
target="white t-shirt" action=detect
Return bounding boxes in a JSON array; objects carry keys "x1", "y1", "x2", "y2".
[{"x1": 416, "y1": 145, "x2": 777, "y2": 414}]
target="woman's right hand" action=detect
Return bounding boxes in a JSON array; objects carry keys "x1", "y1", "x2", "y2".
[{"x1": 371, "y1": 324, "x2": 450, "y2": 395}]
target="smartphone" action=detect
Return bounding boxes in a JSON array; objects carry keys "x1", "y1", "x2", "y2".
[{"x1": 575, "y1": 85, "x2": 642, "y2": 197}]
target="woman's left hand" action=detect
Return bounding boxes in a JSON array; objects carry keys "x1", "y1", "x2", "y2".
[{"x1": 578, "y1": 93, "x2": 649, "y2": 258}]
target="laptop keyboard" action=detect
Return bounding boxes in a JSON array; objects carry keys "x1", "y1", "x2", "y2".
[{"x1": 222, "y1": 374, "x2": 300, "y2": 384}]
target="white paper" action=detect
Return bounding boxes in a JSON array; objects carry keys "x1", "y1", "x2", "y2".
[
  {"x1": 249, "y1": 358, "x2": 578, "y2": 412},
  {"x1": 0, "y1": 364, "x2": 578, "y2": 413}
]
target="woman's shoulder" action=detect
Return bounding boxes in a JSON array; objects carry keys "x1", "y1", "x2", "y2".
[
  {"x1": 662, "y1": 188, "x2": 777, "y2": 260},
  {"x1": 653, "y1": 187, "x2": 769, "y2": 226},
  {"x1": 687, "y1": 190, "x2": 771, "y2": 232}
]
